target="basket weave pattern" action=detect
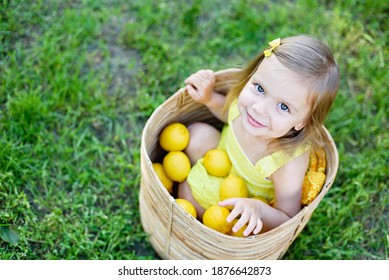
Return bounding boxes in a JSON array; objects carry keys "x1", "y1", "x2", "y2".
[{"x1": 139, "y1": 69, "x2": 339, "y2": 260}]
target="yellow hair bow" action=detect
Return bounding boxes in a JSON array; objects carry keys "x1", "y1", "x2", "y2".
[{"x1": 264, "y1": 38, "x2": 281, "y2": 57}]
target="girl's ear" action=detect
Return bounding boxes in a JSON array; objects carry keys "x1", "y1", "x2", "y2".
[{"x1": 294, "y1": 121, "x2": 305, "y2": 131}]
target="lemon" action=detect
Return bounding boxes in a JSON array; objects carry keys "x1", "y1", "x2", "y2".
[
  {"x1": 203, "y1": 148, "x2": 232, "y2": 177},
  {"x1": 229, "y1": 219, "x2": 249, "y2": 237},
  {"x1": 202, "y1": 205, "x2": 232, "y2": 234},
  {"x1": 175, "y1": 198, "x2": 197, "y2": 218},
  {"x1": 219, "y1": 174, "x2": 248, "y2": 201},
  {"x1": 162, "y1": 151, "x2": 191, "y2": 183},
  {"x1": 159, "y1": 123, "x2": 190, "y2": 151},
  {"x1": 152, "y1": 163, "x2": 174, "y2": 193}
]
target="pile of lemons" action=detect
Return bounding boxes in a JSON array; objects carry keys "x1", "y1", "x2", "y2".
[
  {"x1": 152, "y1": 122, "x2": 264, "y2": 237},
  {"x1": 202, "y1": 153, "x2": 253, "y2": 237},
  {"x1": 152, "y1": 123, "x2": 191, "y2": 194},
  {"x1": 152, "y1": 122, "x2": 196, "y2": 218},
  {"x1": 152, "y1": 122, "x2": 327, "y2": 237}
]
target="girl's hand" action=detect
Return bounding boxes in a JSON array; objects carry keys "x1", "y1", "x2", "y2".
[
  {"x1": 218, "y1": 198, "x2": 264, "y2": 236},
  {"x1": 185, "y1": 70, "x2": 215, "y2": 106}
]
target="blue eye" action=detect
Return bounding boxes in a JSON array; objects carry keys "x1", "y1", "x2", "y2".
[
  {"x1": 278, "y1": 102, "x2": 289, "y2": 112},
  {"x1": 255, "y1": 84, "x2": 265, "y2": 94}
]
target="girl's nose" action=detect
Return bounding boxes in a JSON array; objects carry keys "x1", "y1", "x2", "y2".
[{"x1": 252, "y1": 100, "x2": 269, "y2": 117}]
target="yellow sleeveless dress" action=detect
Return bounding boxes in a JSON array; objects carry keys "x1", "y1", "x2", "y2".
[{"x1": 187, "y1": 99, "x2": 309, "y2": 209}]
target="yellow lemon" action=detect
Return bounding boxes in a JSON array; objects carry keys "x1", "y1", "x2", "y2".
[
  {"x1": 202, "y1": 205, "x2": 232, "y2": 234},
  {"x1": 229, "y1": 219, "x2": 249, "y2": 237},
  {"x1": 203, "y1": 148, "x2": 232, "y2": 177},
  {"x1": 159, "y1": 123, "x2": 190, "y2": 151},
  {"x1": 162, "y1": 151, "x2": 191, "y2": 183},
  {"x1": 175, "y1": 198, "x2": 197, "y2": 218},
  {"x1": 152, "y1": 163, "x2": 173, "y2": 193},
  {"x1": 219, "y1": 174, "x2": 248, "y2": 201}
]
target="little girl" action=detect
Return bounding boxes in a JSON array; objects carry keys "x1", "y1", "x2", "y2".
[{"x1": 178, "y1": 35, "x2": 339, "y2": 236}]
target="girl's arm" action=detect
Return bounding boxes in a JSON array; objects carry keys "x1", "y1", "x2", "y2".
[
  {"x1": 219, "y1": 151, "x2": 309, "y2": 235},
  {"x1": 185, "y1": 70, "x2": 228, "y2": 123}
]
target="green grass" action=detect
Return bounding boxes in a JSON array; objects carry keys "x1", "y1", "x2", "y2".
[{"x1": 0, "y1": 0, "x2": 387, "y2": 259}]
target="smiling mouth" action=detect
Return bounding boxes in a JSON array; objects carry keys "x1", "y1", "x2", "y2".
[{"x1": 247, "y1": 112, "x2": 267, "y2": 128}]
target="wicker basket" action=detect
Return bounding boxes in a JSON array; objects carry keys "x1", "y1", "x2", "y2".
[{"x1": 139, "y1": 68, "x2": 339, "y2": 260}]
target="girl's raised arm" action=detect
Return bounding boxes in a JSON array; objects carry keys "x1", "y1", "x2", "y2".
[{"x1": 185, "y1": 70, "x2": 228, "y2": 123}]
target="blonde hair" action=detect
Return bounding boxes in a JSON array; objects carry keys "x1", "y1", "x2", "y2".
[{"x1": 224, "y1": 35, "x2": 340, "y2": 152}]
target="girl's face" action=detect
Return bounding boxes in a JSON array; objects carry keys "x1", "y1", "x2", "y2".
[{"x1": 237, "y1": 55, "x2": 310, "y2": 141}]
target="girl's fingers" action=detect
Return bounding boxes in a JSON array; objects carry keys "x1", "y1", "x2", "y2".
[
  {"x1": 244, "y1": 215, "x2": 261, "y2": 236},
  {"x1": 218, "y1": 199, "x2": 239, "y2": 223},
  {"x1": 185, "y1": 85, "x2": 197, "y2": 98},
  {"x1": 219, "y1": 198, "x2": 263, "y2": 236},
  {"x1": 226, "y1": 208, "x2": 239, "y2": 223},
  {"x1": 218, "y1": 198, "x2": 236, "y2": 206},
  {"x1": 196, "y1": 69, "x2": 214, "y2": 78},
  {"x1": 186, "y1": 86, "x2": 206, "y2": 103},
  {"x1": 253, "y1": 219, "x2": 263, "y2": 235},
  {"x1": 231, "y1": 211, "x2": 250, "y2": 232},
  {"x1": 184, "y1": 76, "x2": 200, "y2": 87},
  {"x1": 185, "y1": 70, "x2": 214, "y2": 88}
]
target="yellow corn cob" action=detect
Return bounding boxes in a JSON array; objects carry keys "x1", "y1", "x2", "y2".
[
  {"x1": 301, "y1": 170, "x2": 326, "y2": 205},
  {"x1": 308, "y1": 149, "x2": 318, "y2": 171},
  {"x1": 316, "y1": 147, "x2": 326, "y2": 173}
]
